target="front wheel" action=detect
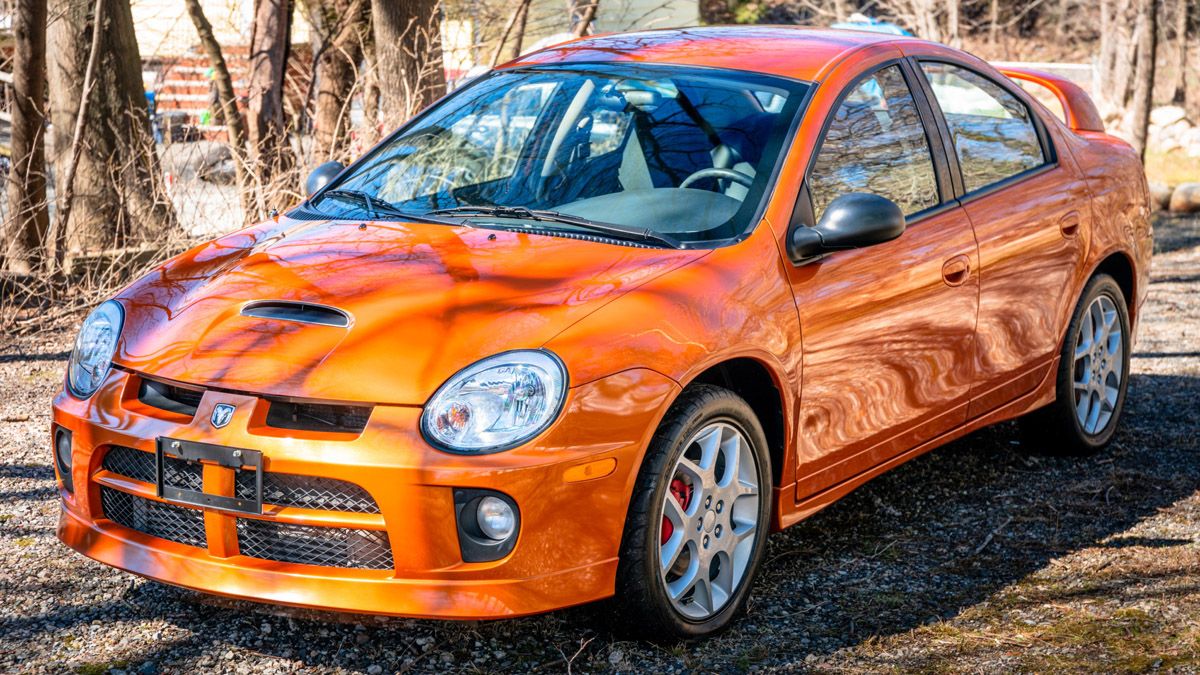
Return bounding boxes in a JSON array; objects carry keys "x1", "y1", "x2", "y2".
[
  {"x1": 1020, "y1": 273, "x2": 1132, "y2": 455},
  {"x1": 613, "y1": 385, "x2": 772, "y2": 639}
]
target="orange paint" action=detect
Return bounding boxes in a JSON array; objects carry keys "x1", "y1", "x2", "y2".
[{"x1": 55, "y1": 27, "x2": 1151, "y2": 620}]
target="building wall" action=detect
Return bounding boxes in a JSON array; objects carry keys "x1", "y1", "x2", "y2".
[{"x1": 131, "y1": 0, "x2": 311, "y2": 59}]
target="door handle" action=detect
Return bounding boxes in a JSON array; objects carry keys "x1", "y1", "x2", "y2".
[
  {"x1": 1059, "y1": 211, "x2": 1081, "y2": 238},
  {"x1": 941, "y1": 255, "x2": 970, "y2": 287}
]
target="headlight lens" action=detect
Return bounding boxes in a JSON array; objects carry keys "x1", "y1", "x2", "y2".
[
  {"x1": 67, "y1": 300, "x2": 123, "y2": 398},
  {"x1": 421, "y1": 350, "x2": 567, "y2": 453}
]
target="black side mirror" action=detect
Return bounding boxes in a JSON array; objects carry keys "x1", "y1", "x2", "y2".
[
  {"x1": 788, "y1": 192, "x2": 906, "y2": 263},
  {"x1": 305, "y1": 161, "x2": 345, "y2": 197}
]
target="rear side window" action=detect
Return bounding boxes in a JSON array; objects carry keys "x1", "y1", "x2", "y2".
[
  {"x1": 808, "y1": 65, "x2": 940, "y2": 221},
  {"x1": 920, "y1": 62, "x2": 1046, "y2": 193}
]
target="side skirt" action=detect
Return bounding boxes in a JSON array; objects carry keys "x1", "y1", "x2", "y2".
[{"x1": 774, "y1": 355, "x2": 1060, "y2": 531}]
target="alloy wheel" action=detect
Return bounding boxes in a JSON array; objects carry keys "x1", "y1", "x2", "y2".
[
  {"x1": 658, "y1": 422, "x2": 760, "y2": 620},
  {"x1": 1072, "y1": 294, "x2": 1124, "y2": 435}
]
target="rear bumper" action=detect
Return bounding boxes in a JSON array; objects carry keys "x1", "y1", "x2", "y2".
[{"x1": 53, "y1": 366, "x2": 678, "y2": 619}]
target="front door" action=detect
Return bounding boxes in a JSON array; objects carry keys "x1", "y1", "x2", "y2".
[{"x1": 782, "y1": 63, "x2": 980, "y2": 500}]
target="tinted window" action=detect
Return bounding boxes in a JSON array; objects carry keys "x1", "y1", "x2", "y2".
[
  {"x1": 808, "y1": 65, "x2": 940, "y2": 220},
  {"x1": 920, "y1": 62, "x2": 1046, "y2": 192}
]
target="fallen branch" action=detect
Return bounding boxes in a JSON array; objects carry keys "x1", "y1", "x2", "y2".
[{"x1": 973, "y1": 515, "x2": 1014, "y2": 556}]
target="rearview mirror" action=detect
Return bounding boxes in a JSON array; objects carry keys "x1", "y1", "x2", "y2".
[
  {"x1": 788, "y1": 192, "x2": 905, "y2": 263},
  {"x1": 305, "y1": 161, "x2": 345, "y2": 197}
]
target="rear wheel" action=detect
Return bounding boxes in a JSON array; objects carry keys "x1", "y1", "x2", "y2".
[
  {"x1": 1020, "y1": 274, "x2": 1131, "y2": 455},
  {"x1": 614, "y1": 385, "x2": 771, "y2": 639}
]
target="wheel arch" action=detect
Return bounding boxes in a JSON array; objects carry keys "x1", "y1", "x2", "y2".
[
  {"x1": 681, "y1": 357, "x2": 788, "y2": 489},
  {"x1": 1091, "y1": 250, "x2": 1137, "y2": 320}
]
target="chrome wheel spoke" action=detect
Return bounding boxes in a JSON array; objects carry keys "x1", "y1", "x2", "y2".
[
  {"x1": 658, "y1": 420, "x2": 760, "y2": 621},
  {"x1": 1072, "y1": 294, "x2": 1124, "y2": 437}
]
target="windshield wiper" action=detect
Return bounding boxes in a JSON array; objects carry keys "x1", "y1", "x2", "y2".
[
  {"x1": 314, "y1": 189, "x2": 464, "y2": 226},
  {"x1": 425, "y1": 205, "x2": 682, "y2": 249}
]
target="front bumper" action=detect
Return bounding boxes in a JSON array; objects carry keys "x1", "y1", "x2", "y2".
[{"x1": 54, "y1": 366, "x2": 678, "y2": 619}]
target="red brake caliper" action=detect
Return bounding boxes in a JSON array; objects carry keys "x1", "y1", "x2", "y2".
[{"x1": 661, "y1": 478, "x2": 693, "y2": 545}]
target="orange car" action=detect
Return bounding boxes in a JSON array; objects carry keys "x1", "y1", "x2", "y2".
[{"x1": 55, "y1": 27, "x2": 1151, "y2": 638}]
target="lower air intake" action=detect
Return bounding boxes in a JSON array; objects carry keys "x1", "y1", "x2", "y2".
[
  {"x1": 100, "y1": 487, "x2": 207, "y2": 549},
  {"x1": 236, "y1": 518, "x2": 393, "y2": 570}
]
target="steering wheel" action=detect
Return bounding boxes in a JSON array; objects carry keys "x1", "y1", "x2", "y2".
[{"x1": 679, "y1": 167, "x2": 755, "y2": 190}]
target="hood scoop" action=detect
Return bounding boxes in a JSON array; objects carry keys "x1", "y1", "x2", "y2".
[{"x1": 241, "y1": 300, "x2": 351, "y2": 328}]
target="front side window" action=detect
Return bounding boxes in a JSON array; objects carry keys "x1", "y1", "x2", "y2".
[
  {"x1": 310, "y1": 64, "x2": 810, "y2": 246},
  {"x1": 807, "y1": 65, "x2": 940, "y2": 221},
  {"x1": 920, "y1": 62, "x2": 1047, "y2": 193}
]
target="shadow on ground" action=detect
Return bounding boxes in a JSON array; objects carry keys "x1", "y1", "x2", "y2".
[{"x1": 5, "y1": 370, "x2": 1195, "y2": 672}]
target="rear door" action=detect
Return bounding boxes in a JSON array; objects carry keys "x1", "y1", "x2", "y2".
[
  {"x1": 786, "y1": 61, "x2": 980, "y2": 500},
  {"x1": 912, "y1": 59, "x2": 1089, "y2": 417}
]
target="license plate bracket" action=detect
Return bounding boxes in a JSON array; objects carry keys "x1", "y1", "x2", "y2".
[{"x1": 156, "y1": 437, "x2": 263, "y2": 515}]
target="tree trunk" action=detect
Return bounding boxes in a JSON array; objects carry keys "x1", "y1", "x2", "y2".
[
  {"x1": 184, "y1": 0, "x2": 252, "y2": 216},
  {"x1": 362, "y1": 34, "x2": 381, "y2": 146},
  {"x1": 3, "y1": 0, "x2": 49, "y2": 273},
  {"x1": 372, "y1": 0, "x2": 446, "y2": 131},
  {"x1": 510, "y1": 0, "x2": 530, "y2": 60},
  {"x1": 1173, "y1": 0, "x2": 1190, "y2": 103},
  {"x1": 247, "y1": 0, "x2": 295, "y2": 215},
  {"x1": 1130, "y1": 0, "x2": 1159, "y2": 159},
  {"x1": 989, "y1": 0, "x2": 1000, "y2": 46},
  {"x1": 312, "y1": 0, "x2": 369, "y2": 163},
  {"x1": 491, "y1": 0, "x2": 532, "y2": 67},
  {"x1": 46, "y1": 0, "x2": 176, "y2": 258},
  {"x1": 572, "y1": 0, "x2": 598, "y2": 37},
  {"x1": 946, "y1": 0, "x2": 961, "y2": 47}
]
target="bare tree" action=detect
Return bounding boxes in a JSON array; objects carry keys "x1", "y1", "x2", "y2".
[
  {"x1": 699, "y1": 0, "x2": 734, "y2": 23},
  {"x1": 46, "y1": 0, "x2": 176, "y2": 262},
  {"x1": 572, "y1": 0, "x2": 599, "y2": 36},
  {"x1": 185, "y1": 0, "x2": 252, "y2": 215},
  {"x1": 247, "y1": 0, "x2": 296, "y2": 214},
  {"x1": 309, "y1": 0, "x2": 370, "y2": 163},
  {"x1": 491, "y1": 0, "x2": 533, "y2": 66},
  {"x1": 1130, "y1": 0, "x2": 1159, "y2": 159},
  {"x1": 2, "y1": 0, "x2": 49, "y2": 273},
  {"x1": 1172, "y1": 0, "x2": 1190, "y2": 104},
  {"x1": 372, "y1": 0, "x2": 446, "y2": 131}
]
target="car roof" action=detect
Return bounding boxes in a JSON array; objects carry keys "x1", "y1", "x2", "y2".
[{"x1": 504, "y1": 26, "x2": 924, "y2": 83}]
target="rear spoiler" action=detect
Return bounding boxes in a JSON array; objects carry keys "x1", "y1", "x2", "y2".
[{"x1": 997, "y1": 66, "x2": 1105, "y2": 133}]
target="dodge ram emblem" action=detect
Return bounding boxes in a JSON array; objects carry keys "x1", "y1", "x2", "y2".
[{"x1": 210, "y1": 403, "x2": 236, "y2": 429}]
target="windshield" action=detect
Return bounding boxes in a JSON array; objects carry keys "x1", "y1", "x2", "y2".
[{"x1": 308, "y1": 63, "x2": 810, "y2": 246}]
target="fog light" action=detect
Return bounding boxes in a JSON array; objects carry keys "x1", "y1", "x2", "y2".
[
  {"x1": 453, "y1": 489, "x2": 520, "y2": 562},
  {"x1": 54, "y1": 427, "x2": 73, "y2": 493},
  {"x1": 476, "y1": 496, "x2": 515, "y2": 540}
]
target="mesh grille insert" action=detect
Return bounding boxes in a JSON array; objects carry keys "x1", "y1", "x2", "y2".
[
  {"x1": 237, "y1": 519, "x2": 393, "y2": 570},
  {"x1": 100, "y1": 487, "x2": 207, "y2": 549},
  {"x1": 235, "y1": 472, "x2": 380, "y2": 514},
  {"x1": 101, "y1": 446, "x2": 202, "y2": 493}
]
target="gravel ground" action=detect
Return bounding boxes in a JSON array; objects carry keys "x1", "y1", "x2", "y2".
[{"x1": 1, "y1": 214, "x2": 1197, "y2": 674}]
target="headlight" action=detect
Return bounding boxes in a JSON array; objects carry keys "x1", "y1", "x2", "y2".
[
  {"x1": 421, "y1": 350, "x2": 567, "y2": 453},
  {"x1": 67, "y1": 300, "x2": 123, "y2": 398}
]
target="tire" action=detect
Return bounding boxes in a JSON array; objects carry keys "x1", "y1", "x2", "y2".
[
  {"x1": 613, "y1": 384, "x2": 772, "y2": 640},
  {"x1": 1019, "y1": 274, "x2": 1131, "y2": 456}
]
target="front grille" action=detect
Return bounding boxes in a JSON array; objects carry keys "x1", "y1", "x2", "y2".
[
  {"x1": 265, "y1": 400, "x2": 372, "y2": 434},
  {"x1": 104, "y1": 446, "x2": 379, "y2": 514},
  {"x1": 101, "y1": 446, "x2": 202, "y2": 493},
  {"x1": 138, "y1": 378, "x2": 205, "y2": 416},
  {"x1": 100, "y1": 487, "x2": 207, "y2": 548},
  {"x1": 235, "y1": 472, "x2": 380, "y2": 514},
  {"x1": 237, "y1": 519, "x2": 393, "y2": 570}
]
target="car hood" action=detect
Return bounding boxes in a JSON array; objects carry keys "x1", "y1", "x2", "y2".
[{"x1": 114, "y1": 217, "x2": 705, "y2": 405}]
